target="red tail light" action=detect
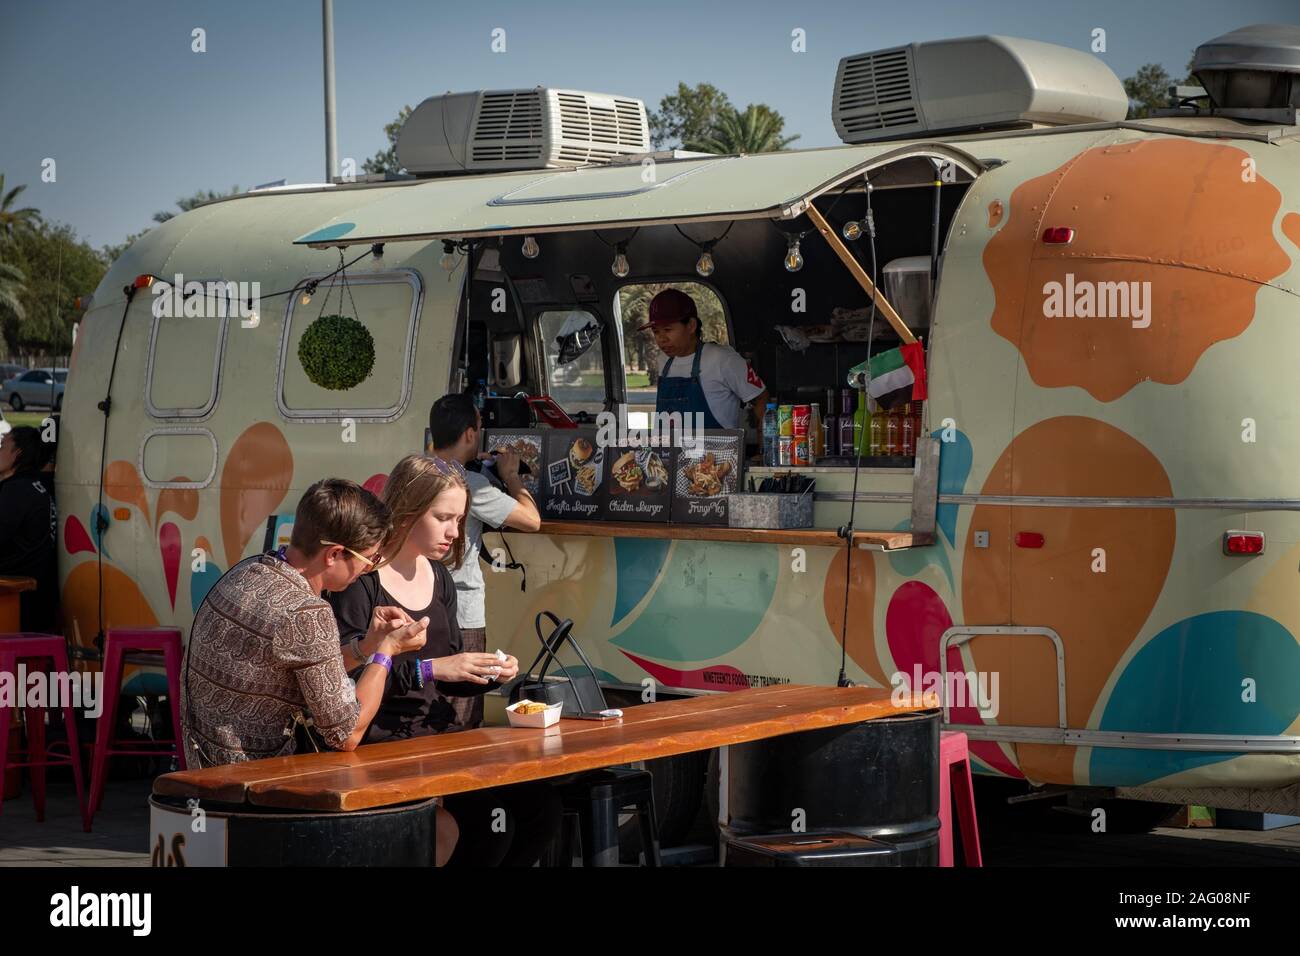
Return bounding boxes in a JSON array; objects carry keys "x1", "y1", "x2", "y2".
[
  {"x1": 1015, "y1": 531, "x2": 1045, "y2": 549},
  {"x1": 1223, "y1": 531, "x2": 1264, "y2": 555},
  {"x1": 1042, "y1": 227, "x2": 1075, "y2": 244}
]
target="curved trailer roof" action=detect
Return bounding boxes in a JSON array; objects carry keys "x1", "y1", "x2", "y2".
[{"x1": 293, "y1": 141, "x2": 985, "y2": 248}]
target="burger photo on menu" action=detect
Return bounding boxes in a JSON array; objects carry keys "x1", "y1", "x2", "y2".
[
  {"x1": 539, "y1": 427, "x2": 606, "y2": 519},
  {"x1": 671, "y1": 430, "x2": 744, "y2": 525},
  {"x1": 480, "y1": 429, "x2": 543, "y2": 496},
  {"x1": 604, "y1": 440, "x2": 673, "y2": 523}
]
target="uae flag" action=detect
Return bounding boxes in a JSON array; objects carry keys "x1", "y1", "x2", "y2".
[{"x1": 867, "y1": 342, "x2": 928, "y2": 409}]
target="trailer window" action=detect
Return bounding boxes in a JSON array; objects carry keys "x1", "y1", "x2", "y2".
[
  {"x1": 145, "y1": 279, "x2": 230, "y2": 418},
  {"x1": 277, "y1": 270, "x2": 422, "y2": 420},
  {"x1": 536, "y1": 309, "x2": 606, "y2": 416},
  {"x1": 615, "y1": 281, "x2": 728, "y2": 427}
]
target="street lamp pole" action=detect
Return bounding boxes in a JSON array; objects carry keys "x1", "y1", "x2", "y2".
[{"x1": 322, "y1": 0, "x2": 338, "y2": 182}]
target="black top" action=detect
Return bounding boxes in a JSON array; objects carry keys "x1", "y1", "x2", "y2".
[
  {"x1": 0, "y1": 470, "x2": 58, "y2": 631},
  {"x1": 326, "y1": 561, "x2": 495, "y2": 742}
]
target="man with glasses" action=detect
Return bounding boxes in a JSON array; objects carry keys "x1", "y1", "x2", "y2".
[{"x1": 181, "y1": 479, "x2": 429, "y2": 767}]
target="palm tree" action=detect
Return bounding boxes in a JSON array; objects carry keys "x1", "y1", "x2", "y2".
[
  {"x1": 685, "y1": 105, "x2": 800, "y2": 155},
  {"x1": 0, "y1": 260, "x2": 26, "y2": 320},
  {"x1": 0, "y1": 174, "x2": 41, "y2": 245}
]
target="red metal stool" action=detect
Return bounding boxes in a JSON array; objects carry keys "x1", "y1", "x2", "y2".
[
  {"x1": 0, "y1": 633, "x2": 91, "y2": 831},
  {"x1": 88, "y1": 627, "x2": 186, "y2": 826},
  {"x1": 939, "y1": 730, "x2": 983, "y2": 866}
]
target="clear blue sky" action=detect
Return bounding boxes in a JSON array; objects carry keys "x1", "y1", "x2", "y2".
[{"x1": 2, "y1": 0, "x2": 1296, "y2": 249}]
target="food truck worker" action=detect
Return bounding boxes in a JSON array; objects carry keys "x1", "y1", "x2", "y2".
[{"x1": 643, "y1": 288, "x2": 767, "y2": 430}]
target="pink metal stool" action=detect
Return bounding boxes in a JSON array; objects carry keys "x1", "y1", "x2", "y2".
[
  {"x1": 939, "y1": 730, "x2": 983, "y2": 866},
  {"x1": 88, "y1": 627, "x2": 186, "y2": 827},
  {"x1": 0, "y1": 633, "x2": 91, "y2": 831}
]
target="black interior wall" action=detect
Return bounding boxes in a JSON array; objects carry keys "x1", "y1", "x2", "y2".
[{"x1": 464, "y1": 181, "x2": 970, "y2": 405}]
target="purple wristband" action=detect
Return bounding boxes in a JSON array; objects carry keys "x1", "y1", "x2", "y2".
[
  {"x1": 419, "y1": 659, "x2": 435, "y2": 686},
  {"x1": 367, "y1": 652, "x2": 393, "y2": 673}
]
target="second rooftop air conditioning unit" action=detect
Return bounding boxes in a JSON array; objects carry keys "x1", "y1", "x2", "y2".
[
  {"x1": 833, "y1": 35, "x2": 1128, "y2": 143},
  {"x1": 396, "y1": 88, "x2": 651, "y2": 175}
]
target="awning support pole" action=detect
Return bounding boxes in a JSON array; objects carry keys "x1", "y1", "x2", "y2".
[{"x1": 804, "y1": 204, "x2": 916, "y2": 345}]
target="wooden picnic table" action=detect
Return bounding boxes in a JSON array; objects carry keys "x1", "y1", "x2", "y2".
[{"x1": 155, "y1": 684, "x2": 934, "y2": 813}]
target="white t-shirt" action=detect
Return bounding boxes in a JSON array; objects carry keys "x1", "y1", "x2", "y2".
[
  {"x1": 449, "y1": 468, "x2": 519, "y2": 629},
  {"x1": 655, "y1": 342, "x2": 765, "y2": 429}
]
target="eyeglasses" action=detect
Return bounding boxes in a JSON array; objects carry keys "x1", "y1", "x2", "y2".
[{"x1": 320, "y1": 540, "x2": 381, "y2": 571}]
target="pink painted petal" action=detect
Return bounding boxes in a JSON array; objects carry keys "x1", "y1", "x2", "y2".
[{"x1": 64, "y1": 514, "x2": 96, "y2": 555}]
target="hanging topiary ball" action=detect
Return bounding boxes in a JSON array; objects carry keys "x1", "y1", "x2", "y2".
[{"x1": 297, "y1": 313, "x2": 375, "y2": 390}]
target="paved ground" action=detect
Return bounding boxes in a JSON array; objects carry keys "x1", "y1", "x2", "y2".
[{"x1": 4, "y1": 776, "x2": 1300, "y2": 866}]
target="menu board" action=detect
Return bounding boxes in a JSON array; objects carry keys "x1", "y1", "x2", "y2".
[
  {"x1": 480, "y1": 429, "x2": 543, "y2": 497},
  {"x1": 671, "y1": 430, "x2": 745, "y2": 525},
  {"x1": 604, "y1": 441, "x2": 674, "y2": 523},
  {"x1": 538, "y1": 427, "x2": 605, "y2": 520}
]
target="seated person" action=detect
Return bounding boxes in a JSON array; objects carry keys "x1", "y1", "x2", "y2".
[
  {"x1": 182, "y1": 478, "x2": 457, "y2": 862},
  {"x1": 327, "y1": 454, "x2": 561, "y2": 867},
  {"x1": 0, "y1": 426, "x2": 58, "y2": 631}
]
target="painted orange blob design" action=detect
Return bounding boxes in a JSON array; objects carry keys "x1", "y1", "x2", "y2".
[
  {"x1": 220, "y1": 423, "x2": 294, "y2": 568},
  {"x1": 104, "y1": 460, "x2": 151, "y2": 528},
  {"x1": 156, "y1": 480, "x2": 199, "y2": 526},
  {"x1": 62, "y1": 561, "x2": 158, "y2": 652},
  {"x1": 987, "y1": 200, "x2": 1003, "y2": 228},
  {"x1": 984, "y1": 140, "x2": 1291, "y2": 402},
  {"x1": 823, "y1": 547, "x2": 885, "y2": 687},
  {"x1": 1283, "y1": 212, "x2": 1300, "y2": 251},
  {"x1": 961, "y1": 417, "x2": 1175, "y2": 782}
]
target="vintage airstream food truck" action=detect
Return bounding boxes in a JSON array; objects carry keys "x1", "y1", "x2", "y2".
[{"x1": 59, "y1": 25, "x2": 1300, "y2": 839}]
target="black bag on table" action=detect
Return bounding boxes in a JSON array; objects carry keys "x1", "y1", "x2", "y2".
[{"x1": 507, "y1": 611, "x2": 608, "y2": 717}]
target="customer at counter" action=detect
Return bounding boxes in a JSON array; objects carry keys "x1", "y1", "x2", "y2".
[
  {"x1": 428, "y1": 393, "x2": 540, "y2": 729},
  {"x1": 643, "y1": 288, "x2": 768, "y2": 430}
]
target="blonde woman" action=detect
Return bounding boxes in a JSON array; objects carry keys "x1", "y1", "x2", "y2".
[{"x1": 328, "y1": 454, "x2": 561, "y2": 866}]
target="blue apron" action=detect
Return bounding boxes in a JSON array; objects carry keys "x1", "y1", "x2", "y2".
[{"x1": 656, "y1": 342, "x2": 724, "y2": 429}]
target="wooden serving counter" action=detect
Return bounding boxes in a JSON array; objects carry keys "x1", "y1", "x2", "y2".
[{"x1": 538, "y1": 520, "x2": 931, "y2": 551}]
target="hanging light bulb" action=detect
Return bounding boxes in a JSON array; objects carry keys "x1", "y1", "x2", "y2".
[
  {"x1": 521, "y1": 235, "x2": 540, "y2": 259},
  {"x1": 299, "y1": 290, "x2": 312, "y2": 306},
  {"x1": 842, "y1": 219, "x2": 863, "y2": 241},
  {"x1": 784, "y1": 236, "x2": 804, "y2": 272},
  {"x1": 695, "y1": 247, "x2": 715, "y2": 277},
  {"x1": 440, "y1": 240, "x2": 458, "y2": 272},
  {"x1": 611, "y1": 243, "x2": 630, "y2": 278}
]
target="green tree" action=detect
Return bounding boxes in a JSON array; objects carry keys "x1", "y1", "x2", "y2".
[
  {"x1": 0, "y1": 174, "x2": 41, "y2": 244},
  {"x1": 648, "y1": 83, "x2": 733, "y2": 150},
  {"x1": 0, "y1": 260, "x2": 26, "y2": 323},
  {"x1": 1123, "y1": 56, "x2": 1198, "y2": 119},
  {"x1": 153, "y1": 186, "x2": 242, "y2": 224},
  {"x1": 362, "y1": 105, "x2": 413, "y2": 175},
  {"x1": 686, "y1": 104, "x2": 800, "y2": 154},
  {"x1": 3, "y1": 221, "x2": 107, "y2": 354}
]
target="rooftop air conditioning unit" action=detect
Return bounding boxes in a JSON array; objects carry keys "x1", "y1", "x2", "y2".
[
  {"x1": 1191, "y1": 24, "x2": 1300, "y2": 111},
  {"x1": 396, "y1": 88, "x2": 650, "y2": 175},
  {"x1": 833, "y1": 35, "x2": 1128, "y2": 144}
]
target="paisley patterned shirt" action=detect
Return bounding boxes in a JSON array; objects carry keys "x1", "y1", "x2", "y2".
[{"x1": 180, "y1": 553, "x2": 361, "y2": 766}]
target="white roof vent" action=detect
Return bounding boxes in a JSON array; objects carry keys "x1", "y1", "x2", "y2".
[
  {"x1": 1192, "y1": 24, "x2": 1300, "y2": 110},
  {"x1": 396, "y1": 88, "x2": 650, "y2": 175},
  {"x1": 834, "y1": 35, "x2": 1128, "y2": 143}
]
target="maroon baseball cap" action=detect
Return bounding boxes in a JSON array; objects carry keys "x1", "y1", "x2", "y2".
[{"x1": 638, "y1": 288, "x2": 698, "y2": 331}]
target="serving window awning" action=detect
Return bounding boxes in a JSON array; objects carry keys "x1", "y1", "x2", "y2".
[{"x1": 293, "y1": 142, "x2": 984, "y2": 249}]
